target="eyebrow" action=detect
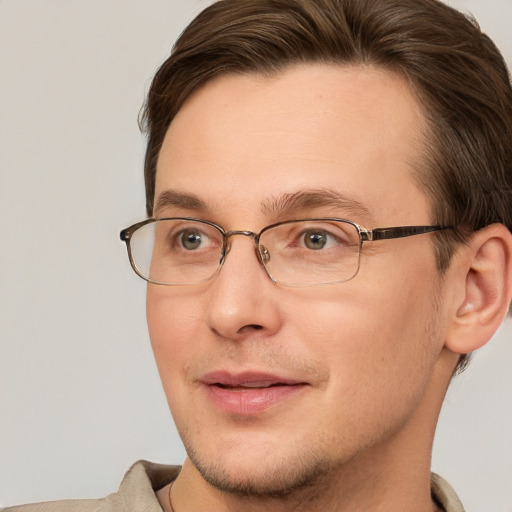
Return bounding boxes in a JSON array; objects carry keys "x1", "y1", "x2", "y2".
[
  {"x1": 153, "y1": 190, "x2": 207, "y2": 216},
  {"x1": 262, "y1": 189, "x2": 373, "y2": 222},
  {"x1": 153, "y1": 188, "x2": 373, "y2": 223}
]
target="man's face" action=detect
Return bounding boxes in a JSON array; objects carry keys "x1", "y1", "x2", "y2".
[{"x1": 147, "y1": 65, "x2": 449, "y2": 494}]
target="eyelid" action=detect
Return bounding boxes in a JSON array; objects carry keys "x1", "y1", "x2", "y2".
[
  {"x1": 300, "y1": 227, "x2": 345, "y2": 247},
  {"x1": 160, "y1": 220, "x2": 222, "y2": 247}
]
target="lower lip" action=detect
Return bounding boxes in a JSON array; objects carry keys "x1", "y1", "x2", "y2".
[{"x1": 205, "y1": 383, "x2": 307, "y2": 415}]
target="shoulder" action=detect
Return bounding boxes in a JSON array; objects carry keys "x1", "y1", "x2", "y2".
[
  {"x1": 0, "y1": 498, "x2": 103, "y2": 512},
  {"x1": 1, "y1": 460, "x2": 181, "y2": 512},
  {"x1": 431, "y1": 473, "x2": 466, "y2": 512}
]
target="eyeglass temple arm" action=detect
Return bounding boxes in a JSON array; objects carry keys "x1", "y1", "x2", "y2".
[{"x1": 361, "y1": 225, "x2": 446, "y2": 242}]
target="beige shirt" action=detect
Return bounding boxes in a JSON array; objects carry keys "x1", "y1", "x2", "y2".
[{"x1": 1, "y1": 460, "x2": 465, "y2": 512}]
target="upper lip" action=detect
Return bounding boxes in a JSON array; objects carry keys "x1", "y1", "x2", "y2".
[{"x1": 201, "y1": 371, "x2": 307, "y2": 388}]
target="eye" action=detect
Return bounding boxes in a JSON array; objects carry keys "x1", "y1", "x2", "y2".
[
  {"x1": 303, "y1": 230, "x2": 330, "y2": 250},
  {"x1": 300, "y1": 228, "x2": 345, "y2": 250},
  {"x1": 181, "y1": 229, "x2": 203, "y2": 250},
  {"x1": 154, "y1": 220, "x2": 222, "y2": 258}
]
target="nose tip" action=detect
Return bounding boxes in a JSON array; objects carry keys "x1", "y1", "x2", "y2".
[{"x1": 205, "y1": 235, "x2": 282, "y2": 339}]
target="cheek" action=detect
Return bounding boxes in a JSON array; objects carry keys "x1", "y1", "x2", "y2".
[
  {"x1": 146, "y1": 288, "x2": 204, "y2": 380},
  {"x1": 293, "y1": 290, "x2": 441, "y2": 448},
  {"x1": 293, "y1": 276, "x2": 443, "y2": 401}
]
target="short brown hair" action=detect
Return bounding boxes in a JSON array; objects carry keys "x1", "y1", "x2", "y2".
[{"x1": 140, "y1": 0, "x2": 512, "y2": 321}]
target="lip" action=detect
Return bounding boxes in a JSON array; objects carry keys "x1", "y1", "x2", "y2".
[{"x1": 201, "y1": 371, "x2": 309, "y2": 415}]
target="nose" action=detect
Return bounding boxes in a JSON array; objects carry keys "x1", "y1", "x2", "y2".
[
  {"x1": 205, "y1": 233, "x2": 282, "y2": 341},
  {"x1": 220, "y1": 229, "x2": 267, "y2": 268}
]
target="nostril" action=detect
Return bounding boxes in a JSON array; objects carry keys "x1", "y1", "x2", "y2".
[{"x1": 238, "y1": 324, "x2": 264, "y2": 333}]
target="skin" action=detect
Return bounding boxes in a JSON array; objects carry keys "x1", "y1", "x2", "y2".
[{"x1": 148, "y1": 64, "x2": 463, "y2": 512}]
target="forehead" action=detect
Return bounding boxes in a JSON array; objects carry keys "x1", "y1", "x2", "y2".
[{"x1": 155, "y1": 64, "x2": 431, "y2": 226}]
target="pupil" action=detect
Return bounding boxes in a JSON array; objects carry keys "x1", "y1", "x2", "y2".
[
  {"x1": 182, "y1": 231, "x2": 201, "y2": 250},
  {"x1": 305, "y1": 231, "x2": 326, "y2": 250}
]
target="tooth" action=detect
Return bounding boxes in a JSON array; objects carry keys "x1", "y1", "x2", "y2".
[{"x1": 240, "y1": 382, "x2": 277, "y2": 388}]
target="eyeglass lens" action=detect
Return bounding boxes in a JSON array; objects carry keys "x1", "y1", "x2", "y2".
[{"x1": 128, "y1": 219, "x2": 361, "y2": 286}]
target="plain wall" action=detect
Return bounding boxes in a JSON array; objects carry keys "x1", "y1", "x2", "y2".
[{"x1": 0, "y1": 1, "x2": 511, "y2": 510}]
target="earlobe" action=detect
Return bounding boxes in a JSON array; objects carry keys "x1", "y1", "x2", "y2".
[{"x1": 446, "y1": 224, "x2": 512, "y2": 355}]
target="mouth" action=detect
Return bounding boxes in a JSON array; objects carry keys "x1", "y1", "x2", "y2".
[
  {"x1": 201, "y1": 371, "x2": 309, "y2": 414},
  {"x1": 203, "y1": 371, "x2": 306, "y2": 388}
]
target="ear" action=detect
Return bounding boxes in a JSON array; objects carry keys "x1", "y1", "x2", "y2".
[{"x1": 445, "y1": 224, "x2": 512, "y2": 354}]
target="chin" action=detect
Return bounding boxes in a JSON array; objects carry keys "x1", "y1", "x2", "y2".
[{"x1": 186, "y1": 439, "x2": 336, "y2": 498}]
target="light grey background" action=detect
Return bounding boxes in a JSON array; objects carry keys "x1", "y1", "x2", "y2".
[{"x1": 0, "y1": 1, "x2": 510, "y2": 510}]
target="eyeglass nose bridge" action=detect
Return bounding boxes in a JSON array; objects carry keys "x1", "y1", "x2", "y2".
[{"x1": 220, "y1": 229, "x2": 270, "y2": 270}]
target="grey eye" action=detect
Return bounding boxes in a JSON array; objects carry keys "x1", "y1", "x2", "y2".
[
  {"x1": 181, "y1": 230, "x2": 202, "y2": 250},
  {"x1": 304, "y1": 231, "x2": 327, "y2": 250}
]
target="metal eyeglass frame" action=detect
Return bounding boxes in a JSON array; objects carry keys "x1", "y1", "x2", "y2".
[{"x1": 120, "y1": 217, "x2": 449, "y2": 287}]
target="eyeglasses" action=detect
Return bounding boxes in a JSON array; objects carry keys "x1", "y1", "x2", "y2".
[{"x1": 120, "y1": 217, "x2": 447, "y2": 287}]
